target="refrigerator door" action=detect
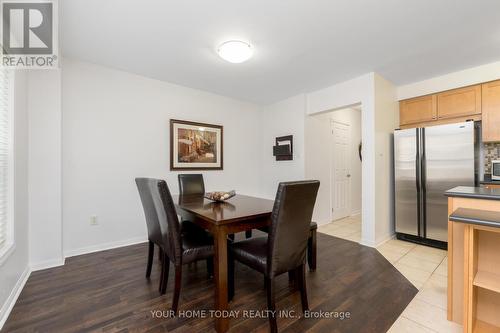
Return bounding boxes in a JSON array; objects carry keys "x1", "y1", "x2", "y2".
[
  {"x1": 424, "y1": 122, "x2": 475, "y2": 242},
  {"x1": 394, "y1": 128, "x2": 420, "y2": 237}
]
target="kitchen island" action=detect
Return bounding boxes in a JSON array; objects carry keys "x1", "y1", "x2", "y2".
[{"x1": 445, "y1": 186, "x2": 500, "y2": 333}]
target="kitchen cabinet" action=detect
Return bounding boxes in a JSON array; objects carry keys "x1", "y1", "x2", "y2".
[
  {"x1": 437, "y1": 85, "x2": 481, "y2": 120},
  {"x1": 483, "y1": 184, "x2": 500, "y2": 190},
  {"x1": 399, "y1": 95, "x2": 437, "y2": 126},
  {"x1": 447, "y1": 192, "x2": 500, "y2": 332},
  {"x1": 482, "y1": 80, "x2": 500, "y2": 142}
]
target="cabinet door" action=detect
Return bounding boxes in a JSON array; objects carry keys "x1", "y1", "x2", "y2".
[
  {"x1": 483, "y1": 80, "x2": 500, "y2": 142},
  {"x1": 483, "y1": 184, "x2": 500, "y2": 189},
  {"x1": 437, "y1": 85, "x2": 481, "y2": 119},
  {"x1": 399, "y1": 95, "x2": 437, "y2": 126}
]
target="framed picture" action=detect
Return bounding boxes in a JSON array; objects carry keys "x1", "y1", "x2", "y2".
[{"x1": 170, "y1": 119, "x2": 223, "y2": 170}]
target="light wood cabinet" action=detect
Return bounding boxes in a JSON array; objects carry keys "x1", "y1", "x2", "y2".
[
  {"x1": 482, "y1": 80, "x2": 500, "y2": 142},
  {"x1": 447, "y1": 197, "x2": 500, "y2": 333},
  {"x1": 483, "y1": 184, "x2": 500, "y2": 190},
  {"x1": 437, "y1": 85, "x2": 481, "y2": 120},
  {"x1": 399, "y1": 95, "x2": 437, "y2": 125}
]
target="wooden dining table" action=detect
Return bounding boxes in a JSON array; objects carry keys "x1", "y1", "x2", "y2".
[{"x1": 173, "y1": 194, "x2": 274, "y2": 333}]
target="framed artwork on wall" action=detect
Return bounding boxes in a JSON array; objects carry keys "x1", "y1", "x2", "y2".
[{"x1": 170, "y1": 119, "x2": 223, "y2": 170}]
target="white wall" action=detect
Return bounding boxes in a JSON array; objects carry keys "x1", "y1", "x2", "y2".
[
  {"x1": 258, "y1": 94, "x2": 306, "y2": 199},
  {"x1": 398, "y1": 60, "x2": 500, "y2": 100},
  {"x1": 61, "y1": 59, "x2": 262, "y2": 256},
  {"x1": 28, "y1": 70, "x2": 64, "y2": 270},
  {"x1": 0, "y1": 71, "x2": 30, "y2": 329},
  {"x1": 330, "y1": 108, "x2": 362, "y2": 215},
  {"x1": 373, "y1": 74, "x2": 398, "y2": 243}
]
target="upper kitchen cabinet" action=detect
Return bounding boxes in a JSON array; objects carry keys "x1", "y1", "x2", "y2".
[
  {"x1": 482, "y1": 80, "x2": 500, "y2": 142},
  {"x1": 399, "y1": 95, "x2": 437, "y2": 126},
  {"x1": 436, "y1": 85, "x2": 481, "y2": 119}
]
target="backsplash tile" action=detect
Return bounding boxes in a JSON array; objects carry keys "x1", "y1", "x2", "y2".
[{"x1": 483, "y1": 142, "x2": 500, "y2": 173}]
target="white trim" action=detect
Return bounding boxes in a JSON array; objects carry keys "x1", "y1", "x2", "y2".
[
  {"x1": 0, "y1": 265, "x2": 30, "y2": 331},
  {"x1": 350, "y1": 210, "x2": 361, "y2": 217},
  {"x1": 64, "y1": 236, "x2": 147, "y2": 259},
  {"x1": 30, "y1": 257, "x2": 65, "y2": 272},
  {"x1": 0, "y1": 69, "x2": 15, "y2": 263},
  {"x1": 361, "y1": 232, "x2": 395, "y2": 248},
  {"x1": 0, "y1": 243, "x2": 15, "y2": 267}
]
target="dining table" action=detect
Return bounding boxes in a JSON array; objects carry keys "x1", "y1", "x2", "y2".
[{"x1": 173, "y1": 194, "x2": 274, "y2": 333}]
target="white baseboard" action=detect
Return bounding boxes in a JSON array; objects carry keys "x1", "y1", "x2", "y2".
[
  {"x1": 30, "y1": 257, "x2": 65, "y2": 272},
  {"x1": 360, "y1": 233, "x2": 395, "y2": 248},
  {"x1": 64, "y1": 236, "x2": 147, "y2": 259},
  {"x1": 314, "y1": 219, "x2": 332, "y2": 226},
  {"x1": 0, "y1": 265, "x2": 31, "y2": 330},
  {"x1": 350, "y1": 210, "x2": 361, "y2": 217}
]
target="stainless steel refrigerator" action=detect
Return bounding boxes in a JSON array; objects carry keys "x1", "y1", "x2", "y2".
[{"x1": 394, "y1": 121, "x2": 477, "y2": 248}]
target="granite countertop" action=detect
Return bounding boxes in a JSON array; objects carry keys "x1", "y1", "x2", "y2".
[
  {"x1": 449, "y1": 208, "x2": 500, "y2": 228},
  {"x1": 480, "y1": 174, "x2": 500, "y2": 185},
  {"x1": 445, "y1": 186, "x2": 500, "y2": 200}
]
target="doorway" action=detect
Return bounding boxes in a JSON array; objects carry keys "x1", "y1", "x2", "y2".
[
  {"x1": 331, "y1": 120, "x2": 351, "y2": 221},
  {"x1": 305, "y1": 105, "x2": 362, "y2": 242}
]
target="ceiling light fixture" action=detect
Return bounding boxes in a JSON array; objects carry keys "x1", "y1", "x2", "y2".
[{"x1": 217, "y1": 40, "x2": 253, "y2": 63}]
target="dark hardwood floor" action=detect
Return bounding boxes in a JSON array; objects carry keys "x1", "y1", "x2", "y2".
[{"x1": 3, "y1": 233, "x2": 417, "y2": 333}]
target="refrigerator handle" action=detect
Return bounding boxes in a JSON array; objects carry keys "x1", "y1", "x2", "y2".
[
  {"x1": 416, "y1": 128, "x2": 422, "y2": 237},
  {"x1": 416, "y1": 129, "x2": 420, "y2": 192},
  {"x1": 421, "y1": 128, "x2": 427, "y2": 238}
]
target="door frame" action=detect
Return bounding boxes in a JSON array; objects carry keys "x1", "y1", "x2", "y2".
[{"x1": 330, "y1": 119, "x2": 352, "y2": 221}]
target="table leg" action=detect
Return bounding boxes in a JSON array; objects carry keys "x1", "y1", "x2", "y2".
[{"x1": 214, "y1": 226, "x2": 229, "y2": 333}]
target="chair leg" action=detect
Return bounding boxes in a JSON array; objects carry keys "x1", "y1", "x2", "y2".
[
  {"x1": 297, "y1": 264, "x2": 309, "y2": 313},
  {"x1": 158, "y1": 245, "x2": 163, "y2": 261},
  {"x1": 228, "y1": 254, "x2": 235, "y2": 301},
  {"x1": 245, "y1": 230, "x2": 252, "y2": 239},
  {"x1": 172, "y1": 265, "x2": 182, "y2": 314},
  {"x1": 266, "y1": 277, "x2": 278, "y2": 333},
  {"x1": 308, "y1": 229, "x2": 317, "y2": 271},
  {"x1": 206, "y1": 258, "x2": 214, "y2": 278},
  {"x1": 146, "y1": 241, "x2": 154, "y2": 278},
  {"x1": 288, "y1": 270, "x2": 297, "y2": 288},
  {"x1": 160, "y1": 255, "x2": 170, "y2": 294}
]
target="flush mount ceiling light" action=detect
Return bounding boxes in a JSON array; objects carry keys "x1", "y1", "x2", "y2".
[{"x1": 217, "y1": 40, "x2": 253, "y2": 63}]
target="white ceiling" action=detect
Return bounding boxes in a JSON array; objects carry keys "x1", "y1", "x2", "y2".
[{"x1": 61, "y1": 0, "x2": 500, "y2": 105}]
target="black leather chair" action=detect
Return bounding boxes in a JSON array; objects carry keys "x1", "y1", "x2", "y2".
[
  {"x1": 178, "y1": 174, "x2": 205, "y2": 195},
  {"x1": 228, "y1": 180, "x2": 320, "y2": 333},
  {"x1": 259, "y1": 222, "x2": 317, "y2": 272},
  {"x1": 178, "y1": 174, "x2": 252, "y2": 239},
  {"x1": 136, "y1": 178, "x2": 214, "y2": 313},
  {"x1": 136, "y1": 177, "x2": 164, "y2": 292},
  {"x1": 177, "y1": 174, "x2": 210, "y2": 237}
]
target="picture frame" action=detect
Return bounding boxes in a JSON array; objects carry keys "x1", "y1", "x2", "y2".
[{"x1": 170, "y1": 119, "x2": 223, "y2": 170}]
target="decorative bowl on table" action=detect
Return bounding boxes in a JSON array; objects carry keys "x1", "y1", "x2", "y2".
[{"x1": 204, "y1": 190, "x2": 236, "y2": 202}]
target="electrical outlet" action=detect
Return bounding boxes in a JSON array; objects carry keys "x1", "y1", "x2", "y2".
[{"x1": 90, "y1": 215, "x2": 98, "y2": 226}]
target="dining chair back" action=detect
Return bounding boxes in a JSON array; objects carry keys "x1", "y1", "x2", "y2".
[
  {"x1": 178, "y1": 174, "x2": 205, "y2": 195},
  {"x1": 150, "y1": 178, "x2": 183, "y2": 263},
  {"x1": 136, "y1": 178, "x2": 162, "y2": 246},
  {"x1": 267, "y1": 180, "x2": 320, "y2": 277}
]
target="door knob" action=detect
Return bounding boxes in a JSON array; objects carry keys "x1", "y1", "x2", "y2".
[{"x1": 347, "y1": 174, "x2": 351, "y2": 178}]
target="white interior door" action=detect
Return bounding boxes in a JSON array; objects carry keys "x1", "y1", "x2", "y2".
[{"x1": 331, "y1": 120, "x2": 351, "y2": 221}]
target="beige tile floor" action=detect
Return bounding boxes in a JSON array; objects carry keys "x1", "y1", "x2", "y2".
[{"x1": 319, "y1": 216, "x2": 461, "y2": 332}]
